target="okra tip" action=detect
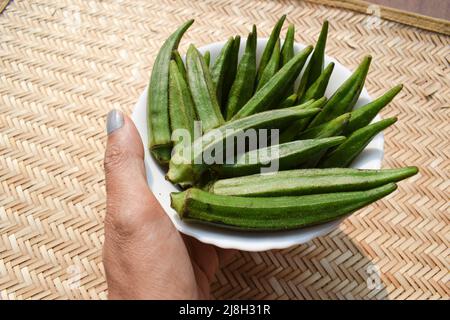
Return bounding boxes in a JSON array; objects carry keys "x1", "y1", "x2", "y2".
[
  {"x1": 403, "y1": 166, "x2": 419, "y2": 177},
  {"x1": 384, "y1": 116, "x2": 398, "y2": 125},
  {"x1": 300, "y1": 45, "x2": 314, "y2": 56},
  {"x1": 376, "y1": 182, "x2": 397, "y2": 195},
  {"x1": 177, "y1": 19, "x2": 195, "y2": 32},
  {"x1": 393, "y1": 83, "x2": 404, "y2": 92},
  {"x1": 363, "y1": 55, "x2": 373, "y2": 64},
  {"x1": 187, "y1": 43, "x2": 197, "y2": 53}
]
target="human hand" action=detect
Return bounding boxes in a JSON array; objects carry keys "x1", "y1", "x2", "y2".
[{"x1": 103, "y1": 110, "x2": 234, "y2": 299}]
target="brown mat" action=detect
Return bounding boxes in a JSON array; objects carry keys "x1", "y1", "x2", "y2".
[{"x1": 0, "y1": 0, "x2": 448, "y2": 300}]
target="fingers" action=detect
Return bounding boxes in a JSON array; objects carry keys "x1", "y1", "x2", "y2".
[{"x1": 183, "y1": 235, "x2": 237, "y2": 282}]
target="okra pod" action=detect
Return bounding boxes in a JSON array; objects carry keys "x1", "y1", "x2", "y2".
[
  {"x1": 298, "y1": 112, "x2": 351, "y2": 139},
  {"x1": 203, "y1": 50, "x2": 211, "y2": 67},
  {"x1": 344, "y1": 84, "x2": 403, "y2": 136},
  {"x1": 319, "y1": 117, "x2": 397, "y2": 168},
  {"x1": 225, "y1": 27, "x2": 257, "y2": 120},
  {"x1": 298, "y1": 62, "x2": 334, "y2": 103},
  {"x1": 171, "y1": 183, "x2": 398, "y2": 230},
  {"x1": 305, "y1": 20, "x2": 329, "y2": 88},
  {"x1": 172, "y1": 50, "x2": 187, "y2": 80},
  {"x1": 211, "y1": 37, "x2": 234, "y2": 107},
  {"x1": 277, "y1": 93, "x2": 298, "y2": 109},
  {"x1": 148, "y1": 20, "x2": 194, "y2": 164},
  {"x1": 210, "y1": 167, "x2": 418, "y2": 196},
  {"x1": 296, "y1": 20, "x2": 328, "y2": 101},
  {"x1": 221, "y1": 36, "x2": 241, "y2": 108},
  {"x1": 255, "y1": 38, "x2": 281, "y2": 91},
  {"x1": 167, "y1": 106, "x2": 321, "y2": 185},
  {"x1": 186, "y1": 44, "x2": 225, "y2": 133},
  {"x1": 233, "y1": 45, "x2": 313, "y2": 119},
  {"x1": 214, "y1": 136, "x2": 345, "y2": 178},
  {"x1": 297, "y1": 113, "x2": 351, "y2": 167},
  {"x1": 279, "y1": 97, "x2": 328, "y2": 143},
  {"x1": 280, "y1": 24, "x2": 295, "y2": 67},
  {"x1": 257, "y1": 15, "x2": 286, "y2": 84},
  {"x1": 169, "y1": 61, "x2": 196, "y2": 143},
  {"x1": 308, "y1": 55, "x2": 372, "y2": 128}
]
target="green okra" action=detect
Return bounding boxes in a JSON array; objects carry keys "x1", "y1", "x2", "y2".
[
  {"x1": 319, "y1": 117, "x2": 397, "y2": 168},
  {"x1": 222, "y1": 36, "x2": 241, "y2": 108},
  {"x1": 257, "y1": 15, "x2": 286, "y2": 84},
  {"x1": 148, "y1": 20, "x2": 194, "y2": 164},
  {"x1": 306, "y1": 20, "x2": 329, "y2": 88},
  {"x1": 171, "y1": 183, "x2": 398, "y2": 230},
  {"x1": 298, "y1": 62, "x2": 335, "y2": 103},
  {"x1": 203, "y1": 50, "x2": 211, "y2": 67},
  {"x1": 210, "y1": 166, "x2": 418, "y2": 197},
  {"x1": 225, "y1": 26, "x2": 257, "y2": 120},
  {"x1": 297, "y1": 113, "x2": 351, "y2": 167},
  {"x1": 167, "y1": 106, "x2": 321, "y2": 185},
  {"x1": 281, "y1": 24, "x2": 295, "y2": 67},
  {"x1": 278, "y1": 97, "x2": 328, "y2": 143},
  {"x1": 308, "y1": 55, "x2": 372, "y2": 128},
  {"x1": 186, "y1": 44, "x2": 225, "y2": 133},
  {"x1": 233, "y1": 45, "x2": 313, "y2": 120},
  {"x1": 169, "y1": 61, "x2": 196, "y2": 143},
  {"x1": 214, "y1": 136, "x2": 345, "y2": 178},
  {"x1": 296, "y1": 20, "x2": 328, "y2": 101},
  {"x1": 344, "y1": 84, "x2": 403, "y2": 136},
  {"x1": 279, "y1": 24, "x2": 296, "y2": 98},
  {"x1": 172, "y1": 50, "x2": 187, "y2": 80},
  {"x1": 296, "y1": 62, "x2": 311, "y2": 103},
  {"x1": 277, "y1": 93, "x2": 298, "y2": 109},
  {"x1": 211, "y1": 37, "x2": 234, "y2": 106},
  {"x1": 298, "y1": 112, "x2": 351, "y2": 139},
  {"x1": 256, "y1": 38, "x2": 281, "y2": 91}
]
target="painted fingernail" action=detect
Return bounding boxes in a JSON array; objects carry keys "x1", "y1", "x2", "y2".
[{"x1": 106, "y1": 109, "x2": 124, "y2": 135}]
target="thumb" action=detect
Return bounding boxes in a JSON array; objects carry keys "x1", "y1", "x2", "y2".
[
  {"x1": 104, "y1": 109, "x2": 162, "y2": 236},
  {"x1": 104, "y1": 109, "x2": 147, "y2": 195}
]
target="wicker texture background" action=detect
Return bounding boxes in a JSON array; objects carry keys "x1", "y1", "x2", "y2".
[{"x1": 0, "y1": 0, "x2": 449, "y2": 300}]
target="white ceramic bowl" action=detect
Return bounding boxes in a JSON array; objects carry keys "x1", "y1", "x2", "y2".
[{"x1": 131, "y1": 39, "x2": 383, "y2": 252}]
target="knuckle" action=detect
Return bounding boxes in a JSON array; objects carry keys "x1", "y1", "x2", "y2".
[
  {"x1": 105, "y1": 199, "x2": 139, "y2": 240},
  {"x1": 104, "y1": 144, "x2": 128, "y2": 173}
]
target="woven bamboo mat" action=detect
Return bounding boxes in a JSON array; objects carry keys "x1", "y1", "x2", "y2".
[{"x1": 0, "y1": 0, "x2": 448, "y2": 300}]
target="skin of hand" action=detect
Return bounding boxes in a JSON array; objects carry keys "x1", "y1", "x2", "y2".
[{"x1": 103, "y1": 110, "x2": 235, "y2": 299}]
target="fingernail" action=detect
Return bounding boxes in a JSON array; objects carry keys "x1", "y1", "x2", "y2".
[{"x1": 106, "y1": 109, "x2": 124, "y2": 135}]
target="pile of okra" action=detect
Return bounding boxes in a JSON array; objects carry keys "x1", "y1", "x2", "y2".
[{"x1": 147, "y1": 16, "x2": 418, "y2": 231}]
